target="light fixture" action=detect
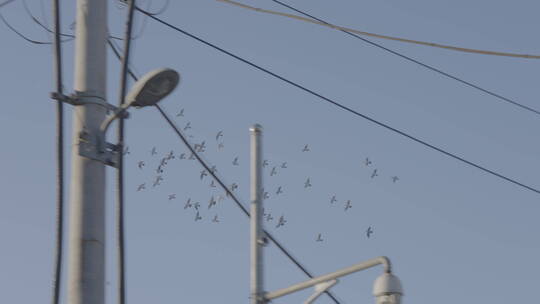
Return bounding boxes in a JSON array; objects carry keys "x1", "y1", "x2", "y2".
[{"x1": 373, "y1": 272, "x2": 403, "y2": 304}]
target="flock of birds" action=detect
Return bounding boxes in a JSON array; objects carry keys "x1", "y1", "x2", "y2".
[{"x1": 126, "y1": 108, "x2": 401, "y2": 241}]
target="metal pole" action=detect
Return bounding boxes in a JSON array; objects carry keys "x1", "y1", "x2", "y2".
[
  {"x1": 250, "y1": 124, "x2": 264, "y2": 304},
  {"x1": 67, "y1": 0, "x2": 108, "y2": 303}
]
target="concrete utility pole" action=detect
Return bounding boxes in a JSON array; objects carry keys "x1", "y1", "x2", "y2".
[
  {"x1": 250, "y1": 124, "x2": 264, "y2": 304},
  {"x1": 67, "y1": 0, "x2": 108, "y2": 303}
]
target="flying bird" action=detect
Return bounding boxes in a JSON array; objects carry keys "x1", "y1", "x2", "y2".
[
  {"x1": 200, "y1": 170, "x2": 208, "y2": 180},
  {"x1": 262, "y1": 160, "x2": 269, "y2": 168},
  {"x1": 391, "y1": 176, "x2": 399, "y2": 183},
  {"x1": 371, "y1": 169, "x2": 378, "y2": 179},
  {"x1": 184, "y1": 198, "x2": 193, "y2": 209},
  {"x1": 168, "y1": 194, "x2": 176, "y2": 200},
  {"x1": 137, "y1": 161, "x2": 145, "y2": 169},
  {"x1": 276, "y1": 215, "x2": 286, "y2": 228},
  {"x1": 193, "y1": 202, "x2": 201, "y2": 210},
  {"x1": 366, "y1": 226, "x2": 374, "y2": 238},
  {"x1": 316, "y1": 233, "x2": 323, "y2": 242},
  {"x1": 122, "y1": 145, "x2": 130, "y2": 155},
  {"x1": 364, "y1": 157, "x2": 372, "y2": 166},
  {"x1": 166, "y1": 150, "x2": 175, "y2": 160},
  {"x1": 176, "y1": 108, "x2": 184, "y2": 117},
  {"x1": 194, "y1": 211, "x2": 202, "y2": 222},
  {"x1": 179, "y1": 153, "x2": 186, "y2": 159},
  {"x1": 265, "y1": 213, "x2": 274, "y2": 222},
  {"x1": 210, "y1": 165, "x2": 217, "y2": 173},
  {"x1": 232, "y1": 157, "x2": 239, "y2": 166},
  {"x1": 136, "y1": 183, "x2": 145, "y2": 191},
  {"x1": 151, "y1": 147, "x2": 157, "y2": 156},
  {"x1": 302, "y1": 144, "x2": 310, "y2": 152},
  {"x1": 189, "y1": 153, "x2": 196, "y2": 160},
  {"x1": 208, "y1": 196, "x2": 217, "y2": 209},
  {"x1": 270, "y1": 167, "x2": 277, "y2": 176},
  {"x1": 280, "y1": 162, "x2": 288, "y2": 169},
  {"x1": 230, "y1": 183, "x2": 238, "y2": 191},
  {"x1": 212, "y1": 215, "x2": 219, "y2": 223},
  {"x1": 183, "y1": 122, "x2": 192, "y2": 131},
  {"x1": 218, "y1": 143, "x2": 225, "y2": 150},
  {"x1": 330, "y1": 195, "x2": 337, "y2": 204},
  {"x1": 210, "y1": 180, "x2": 217, "y2": 188},
  {"x1": 152, "y1": 175, "x2": 163, "y2": 187},
  {"x1": 195, "y1": 141, "x2": 206, "y2": 153},
  {"x1": 276, "y1": 186, "x2": 283, "y2": 195},
  {"x1": 263, "y1": 191, "x2": 270, "y2": 200},
  {"x1": 344, "y1": 200, "x2": 352, "y2": 211},
  {"x1": 216, "y1": 131, "x2": 223, "y2": 141},
  {"x1": 304, "y1": 178, "x2": 312, "y2": 188}
]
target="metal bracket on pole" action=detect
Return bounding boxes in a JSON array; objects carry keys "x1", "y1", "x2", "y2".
[
  {"x1": 50, "y1": 91, "x2": 123, "y2": 114},
  {"x1": 304, "y1": 279, "x2": 338, "y2": 304},
  {"x1": 78, "y1": 131, "x2": 120, "y2": 168}
]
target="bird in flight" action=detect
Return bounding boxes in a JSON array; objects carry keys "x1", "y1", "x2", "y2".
[
  {"x1": 371, "y1": 169, "x2": 378, "y2": 179},
  {"x1": 276, "y1": 215, "x2": 286, "y2": 228},
  {"x1": 153, "y1": 175, "x2": 163, "y2": 187},
  {"x1": 366, "y1": 226, "x2": 374, "y2": 238},
  {"x1": 216, "y1": 131, "x2": 223, "y2": 141},
  {"x1": 168, "y1": 194, "x2": 176, "y2": 200},
  {"x1": 304, "y1": 178, "x2": 312, "y2": 188},
  {"x1": 270, "y1": 167, "x2": 277, "y2": 176},
  {"x1": 364, "y1": 157, "x2": 372, "y2": 166},
  {"x1": 195, "y1": 141, "x2": 206, "y2": 153},
  {"x1": 230, "y1": 183, "x2": 238, "y2": 191},
  {"x1": 166, "y1": 150, "x2": 175, "y2": 160},
  {"x1": 232, "y1": 157, "x2": 239, "y2": 166},
  {"x1": 330, "y1": 195, "x2": 337, "y2": 204},
  {"x1": 184, "y1": 198, "x2": 192, "y2": 209},
  {"x1": 210, "y1": 165, "x2": 217, "y2": 173},
  {"x1": 280, "y1": 162, "x2": 288, "y2": 169},
  {"x1": 137, "y1": 161, "x2": 145, "y2": 169},
  {"x1": 189, "y1": 153, "x2": 196, "y2": 160},
  {"x1": 218, "y1": 143, "x2": 225, "y2": 150},
  {"x1": 176, "y1": 108, "x2": 184, "y2": 117},
  {"x1": 156, "y1": 164, "x2": 164, "y2": 174},
  {"x1": 200, "y1": 170, "x2": 208, "y2": 180},
  {"x1": 276, "y1": 186, "x2": 283, "y2": 195},
  {"x1": 265, "y1": 213, "x2": 274, "y2": 222},
  {"x1": 183, "y1": 122, "x2": 192, "y2": 131},
  {"x1": 210, "y1": 180, "x2": 217, "y2": 188},
  {"x1": 302, "y1": 144, "x2": 310, "y2": 152},
  {"x1": 263, "y1": 191, "x2": 270, "y2": 200},
  {"x1": 151, "y1": 147, "x2": 157, "y2": 156},
  {"x1": 391, "y1": 176, "x2": 399, "y2": 183},
  {"x1": 193, "y1": 202, "x2": 201, "y2": 210},
  {"x1": 179, "y1": 153, "x2": 186, "y2": 160},
  {"x1": 136, "y1": 183, "x2": 145, "y2": 191},
  {"x1": 194, "y1": 211, "x2": 202, "y2": 222},
  {"x1": 262, "y1": 160, "x2": 269, "y2": 168},
  {"x1": 208, "y1": 196, "x2": 217, "y2": 209},
  {"x1": 344, "y1": 200, "x2": 352, "y2": 211},
  {"x1": 122, "y1": 145, "x2": 130, "y2": 155},
  {"x1": 212, "y1": 215, "x2": 219, "y2": 223},
  {"x1": 316, "y1": 233, "x2": 323, "y2": 242}
]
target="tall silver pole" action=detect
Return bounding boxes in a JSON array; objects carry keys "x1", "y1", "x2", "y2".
[
  {"x1": 67, "y1": 0, "x2": 108, "y2": 303},
  {"x1": 250, "y1": 124, "x2": 264, "y2": 304}
]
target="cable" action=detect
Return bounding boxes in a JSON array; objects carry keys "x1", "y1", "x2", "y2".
[
  {"x1": 0, "y1": 11, "x2": 51, "y2": 44},
  {"x1": 116, "y1": 1, "x2": 136, "y2": 304},
  {"x1": 107, "y1": 38, "x2": 343, "y2": 304},
  {"x1": 50, "y1": 0, "x2": 64, "y2": 304},
  {"x1": 0, "y1": 0, "x2": 15, "y2": 9},
  {"x1": 136, "y1": 7, "x2": 540, "y2": 197},
  {"x1": 266, "y1": 0, "x2": 540, "y2": 117},
  {"x1": 218, "y1": 0, "x2": 540, "y2": 60}
]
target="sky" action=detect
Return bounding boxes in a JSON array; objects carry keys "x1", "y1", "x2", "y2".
[{"x1": 1, "y1": 0, "x2": 540, "y2": 303}]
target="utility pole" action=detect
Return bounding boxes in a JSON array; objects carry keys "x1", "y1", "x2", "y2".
[
  {"x1": 250, "y1": 124, "x2": 264, "y2": 304},
  {"x1": 67, "y1": 0, "x2": 108, "y2": 303}
]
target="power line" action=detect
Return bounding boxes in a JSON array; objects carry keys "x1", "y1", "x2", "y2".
[
  {"x1": 50, "y1": 0, "x2": 64, "y2": 304},
  {"x1": 107, "y1": 38, "x2": 344, "y2": 304},
  {"x1": 218, "y1": 0, "x2": 540, "y2": 59},
  {"x1": 136, "y1": 7, "x2": 540, "y2": 197},
  {"x1": 266, "y1": 0, "x2": 540, "y2": 117}
]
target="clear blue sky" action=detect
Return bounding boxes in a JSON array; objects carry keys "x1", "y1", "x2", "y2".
[{"x1": 1, "y1": 0, "x2": 539, "y2": 303}]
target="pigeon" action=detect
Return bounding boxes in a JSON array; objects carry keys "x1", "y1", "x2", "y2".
[
  {"x1": 366, "y1": 226, "x2": 374, "y2": 238},
  {"x1": 210, "y1": 180, "x2": 217, "y2": 188},
  {"x1": 195, "y1": 141, "x2": 206, "y2": 153},
  {"x1": 391, "y1": 176, "x2": 399, "y2": 183},
  {"x1": 184, "y1": 198, "x2": 193, "y2": 209},
  {"x1": 137, "y1": 183, "x2": 145, "y2": 191},
  {"x1": 280, "y1": 162, "x2": 288, "y2": 169},
  {"x1": 270, "y1": 167, "x2": 277, "y2": 176},
  {"x1": 152, "y1": 175, "x2": 163, "y2": 187},
  {"x1": 276, "y1": 186, "x2": 283, "y2": 195},
  {"x1": 265, "y1": 213, "x2": 274, "y2": 222},
  {"x1": 210, "y1": 165, "x2": 217, "y2": 173},
  {"x1": 365, "y1": 157, "x2": 372, "y2": 166},
  {"x1": 316, "y1": 233, "x2": 323, "y2": 242},
  {"x1": 212, "y1": 215, "x2": 219, "y2": 223},
  {"x1": 216, "y1": 131, "x2": 223, "y2": 141},
  {"x1": 232, "y1": 157, "x2": 239, "y2": 166},
  {"x1": 371, "y1": 169, "x2": 378, "y2": 179},
  {"x1": 263, "y1": 191, "x2": 270, "y2": 200},
  {"x1": 276, "y1": 215, "x2": 287, "y2": 228},
  {"x1": 183, "y1": 122, "x2": 192, "y2": 131},
  {"x1": 262, "y1": 160, "x2": 269, "y2": 168},
  {"x1": 137, "y1": 161, "x2": 145, "y2": 169},
  {"x1": 193, "y1": 202, "x2": 201, "y2": 210},
  {"x1": 218, "y1": 143, "x2": 225, "y2": 150},
  {"x1": 330, "y1": 195, "x2": 337, "y2": 204},
  {"x1": 302, "y1": 144, "x2": 310, "y2": 152},
  {"x1": 176, "y1": 108, "x2": 184, "y2": 117},
  {"x1": 194, "y1": 211, "x2": 202, "y2": 222},
  {"x1": 344, "y1": 200, "x2": 352, "y2": 211},
  {"x1": 168, "y1": 194, "x2": 176, "y2": 200},
  {"x1": 200, "y1": 170, "x2": 208, "y2": 180},
  {"x1": 179, "y1": 153, "x2": 186, "y2": 159},
  {"x1": 208, "y1": 196, "x2": 217, "y2": 209},
  {"x1": 189, "y1": 153, "x2": 196, "y2": 160},
  {"x1": 151, "y1": 147, "x2": 157, "y2": 156},
  {"x1": 123, "y1": 145, "x2": 130, "y2": 155},
  {"x1": 304, "y1": 178, "x2": 312, "y2": 188}
]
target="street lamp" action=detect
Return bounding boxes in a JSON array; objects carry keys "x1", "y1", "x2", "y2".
[{"x1": 373, "y1": 272, "x2": 403, "y2": 304}]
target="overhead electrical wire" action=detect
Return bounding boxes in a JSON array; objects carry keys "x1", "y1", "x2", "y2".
[
  {"x1": 50, "y1": 0, "x2": 64, "y2": 303},
  {"x1": 136, "y1": 7, "x2": 540, "y2": 197},
  {"x1": 116, "y1": 0, "x2": 137, "y2": 304},
  {"x1": 266, "y1": 0, "x2": 540, "y2": 117},
  {"x1": 107, "y1": 39, "x2": 344, "y2": 304},
  {"x1": 218, "y1": 0, "x2": 540, "y2": 60}
]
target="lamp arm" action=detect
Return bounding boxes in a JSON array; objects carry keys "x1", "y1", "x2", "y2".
[
  {"x1": 99, "y1": 103, "x2": 131, "y2": 135},
  {"x1": 264, "y1": 256, "x2": 391, "y2": 301}
]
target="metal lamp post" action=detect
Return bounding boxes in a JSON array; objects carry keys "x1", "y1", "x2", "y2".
[{"x1": 249, "y1": 125, "x2": 403, "y2": 304}]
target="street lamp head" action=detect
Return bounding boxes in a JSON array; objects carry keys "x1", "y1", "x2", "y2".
[
  {"x1": 126, "y1": 68, "x2": 180, "y2": 107},
  {"x1": 373, "y1": 272, "x2": 403, "y2": 304}
]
